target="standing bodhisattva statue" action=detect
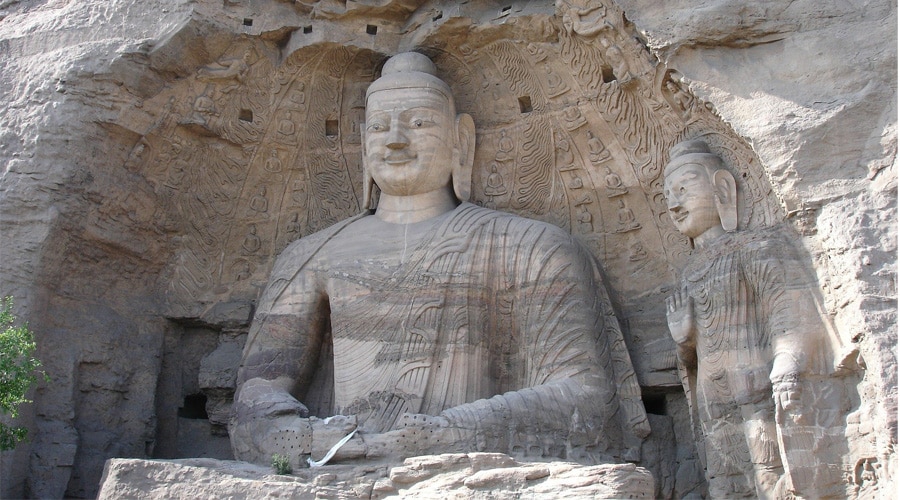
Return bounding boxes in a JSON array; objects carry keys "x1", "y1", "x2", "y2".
[
  {"x1": 664, "y1": 139, "x2": 846, "y2": 498},
  {"x1": 230, "y1": 52, "x2": 650, "y2": 468}
]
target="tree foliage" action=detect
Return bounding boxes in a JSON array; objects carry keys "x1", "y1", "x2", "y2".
[
  {"x1": 0, "y1": 296, "x2": 43, "y2": 451},
  {"x1": 271, "y1": 454, "x2": 292, "y2": 475}
]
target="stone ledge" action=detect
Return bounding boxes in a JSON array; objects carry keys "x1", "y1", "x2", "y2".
[{"x1": 97, "y1": 455, "x2": 655, "y2": 499}]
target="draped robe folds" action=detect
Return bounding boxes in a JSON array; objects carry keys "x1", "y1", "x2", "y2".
[
  {"x1": 234, "y1": 203, "x2": 649, "y2": 462},
  {"x1": 676, "y1": 226, "x2": 842, "y2": 497}
]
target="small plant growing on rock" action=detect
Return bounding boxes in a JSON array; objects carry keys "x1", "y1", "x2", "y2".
[
  {"x1": 271, "y1": 453, "x2": 293, "y2": 475},
  {"x1": 0, "y1": 296, "x2": 45, "y2": 451}
]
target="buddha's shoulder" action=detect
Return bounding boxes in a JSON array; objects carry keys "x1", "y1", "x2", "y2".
[
  {"x1": 455, "y1": 204, "x2": 578, "y2": 248},
  {"x1": 274, "y1": 214, "x2": 366, "y2": 265}
]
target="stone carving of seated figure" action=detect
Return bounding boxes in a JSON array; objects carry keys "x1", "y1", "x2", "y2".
[
  {"x1": 230, "y1": 52, "x2": 650, "y2": 470},
  {"x1": 663, "y1": 139, "x2": 850, "y2": 498}
]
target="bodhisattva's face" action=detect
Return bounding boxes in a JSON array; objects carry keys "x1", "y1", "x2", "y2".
[
  {"x1": 364, "y1": 88, "x2": 455, "y2": 197},
  {"x1": 664, "y1": 163, "x2": 722, "y2": 239}
]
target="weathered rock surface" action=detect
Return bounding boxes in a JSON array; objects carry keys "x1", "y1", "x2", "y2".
[
  {"x1": 0, "y1": 0, "x2": 894, "y2": 498},
  {"x1": 96, "y1": 454, "x2": 655, "y2": 499}
]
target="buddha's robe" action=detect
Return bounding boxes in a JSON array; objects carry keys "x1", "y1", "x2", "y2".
[{"x1": 233, "y1": 203, "x2": 648, "y2": 462}]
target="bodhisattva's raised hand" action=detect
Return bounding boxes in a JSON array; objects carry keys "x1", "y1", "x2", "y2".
[{"x1": 666, "y1": 286, "x2": 695, "y2": 347}]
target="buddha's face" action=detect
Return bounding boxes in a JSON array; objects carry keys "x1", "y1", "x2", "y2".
[
  {"x1": 364, "y1": 87, "x2": 455, "y2": 197},
  {"x1": 663, "y1": 162, "x2": 722, "y2": 239}
]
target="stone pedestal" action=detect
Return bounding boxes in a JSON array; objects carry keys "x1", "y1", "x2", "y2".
[{"x1": 97, "y1": 455, "x2": 654, "y2": 499}]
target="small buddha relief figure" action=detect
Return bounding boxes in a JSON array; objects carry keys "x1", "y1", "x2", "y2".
[
  {"x1": 249, "y1": 186, "x2": 269, "y2": 214},
  {"x1": 587, "y1": 131, "x2": 611, "y2": 164},
  {"x1": 198, "y1": 49, "x2": 253, "y2": 95},
  {"x1": 278, "y1": 110, "x2": 296, "y2": 137},
  {"x1": 286, "y1": 213, "x2": 302, "y2": 235},
  {"x1": 665, "y1": 79, "x2": 694, "y2": 120},
  {"x1": 599, "y1": 35, "x2": 633, "y2": 84},
  {"x1": 265, "y1": 150, "x2": 283, "y2": 173},
  {"x1": 545, "y1": 64, "x2": 569, "y2": 97},
  {"x1": 495, "y1": 131, "x2": 515, "y2": 162},
  {"x1": 190, "y1": 84, "x2": 218, "y2": 125},
  {"x1": 555, "y1": 137, "x2": 575, "y2": 169},
  {"x1": 241, "y1": 224, "x2": 261, "y2": 255},
  {"x1": 483, "y1": 163, "x2": 508, "y2": 208},
  {"x1": 614, "y1": 199, "x2": 640, "y2": 233},
  {"x1": 604, "y1": 167, "x2": 628, "y2": 197},
  {"x1": 577, "y1": 205, "x2": 593, "y2": 233},
  {"x1": 562, "y1": 102, "x2": 587, "y2": 130},
  {"x1": 663, "y1": 139, "x2": 852, "y2": 499}
]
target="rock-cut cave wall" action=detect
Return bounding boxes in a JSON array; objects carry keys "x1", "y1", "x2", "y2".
[{"x1": 0, "y1": 0, "x2": 895, "y2": 498}]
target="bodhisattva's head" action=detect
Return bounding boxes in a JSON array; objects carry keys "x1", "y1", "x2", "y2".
[
  {"x1": 361, "y1": 52, "x2": 476, "y2": 209},
  {"x1": 663, "y1": 139, "x2": 737, "y2": 247}
]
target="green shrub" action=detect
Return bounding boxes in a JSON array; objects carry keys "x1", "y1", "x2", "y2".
[
  {"x1": 271, "y1": 453, "x2": 292, "y2": 475},
  {"x1": 0, "y1": 296, "x2": 44, "y2": 451}
]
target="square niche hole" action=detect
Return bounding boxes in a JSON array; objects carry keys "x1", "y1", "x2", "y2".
[
  {"x1": 601, "y1": 66, "x2": 616, "y2": 83},
  {"x1": 243, "y1": 18, "x2": 253, "y2": 27},
  {"x1": 238, "y1": 109, "x2": 253, "y2": 122},
  {"x1": 325, "y1": 119, "x2": 339, "y2": 137},
  {"x1": 303, "y1": 25, "x2": 313, "y2": 34},
  {"x1": 518, "y1": 96, "x2": 533, "y2": 114},
  {"x1": 366, "y1": 24, "x2": 378, "y2": 35}
]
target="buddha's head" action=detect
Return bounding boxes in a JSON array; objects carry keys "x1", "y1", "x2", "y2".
[
  {"x1": 362, "y1": 52, "x2": 475, "y2": 209},
  {"x1": 663, "y1": 139, "x2": 737, "y2": 244}
]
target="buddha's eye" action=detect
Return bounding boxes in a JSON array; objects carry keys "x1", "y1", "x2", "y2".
[
  {"x1": 367, "y1": 121, "x2": 385, "y2": 132},
  {"x1": 413, "y1": 119, "x2": 424, "y2": 128}
]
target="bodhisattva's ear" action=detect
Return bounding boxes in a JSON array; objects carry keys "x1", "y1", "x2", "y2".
[
  {"x1": 712, "y1": 168, "x2": 737, "y2": 232},
  {"x1": 452, "y1": 113, "x2": 476, "y2": 202},
  {"x1": 361, "y1": 125, "x2": 376, "y2": 210}
]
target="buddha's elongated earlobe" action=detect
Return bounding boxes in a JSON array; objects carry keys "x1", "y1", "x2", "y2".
[
  {"x1": 361, "y1": 128, "x2": 376, "y2": 210},
  {"x1": 452, "y1": 113, "x2": 476, "y2": 202},
  {"x1": 713, "y1": 168, "x2": 737, "y2": 232}
]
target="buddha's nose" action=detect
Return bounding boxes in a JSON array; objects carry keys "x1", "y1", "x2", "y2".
[{"x1": 386, "y1": 127, "x2": 408, "y2": 150}]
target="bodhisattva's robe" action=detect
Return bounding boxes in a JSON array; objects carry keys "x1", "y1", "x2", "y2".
[
  {"x1": 676, "y1": 227, "x2": 839, "y2": 498},
  {"x1": 232, "y1": 203, "x2": 649, "y2": 463}
]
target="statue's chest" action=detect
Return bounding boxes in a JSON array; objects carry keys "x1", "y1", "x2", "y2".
[{"x1": 684, "y1": 252, "x2": 752, "y2": 342}]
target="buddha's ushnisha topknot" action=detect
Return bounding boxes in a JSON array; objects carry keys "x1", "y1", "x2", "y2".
[
  {"x1": 381, "y1": 52, "x2": 437, "y2": 77},
  {"x1": 366, "y1": 52, "x2": 454, "y2": 111}
]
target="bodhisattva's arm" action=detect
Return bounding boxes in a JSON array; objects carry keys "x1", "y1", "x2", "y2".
[{"x1": 744, "y1": 237, "x2": 819, "y2": 416}]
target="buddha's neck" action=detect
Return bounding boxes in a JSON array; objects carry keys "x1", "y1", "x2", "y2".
[
  {"x1": 375, "y1": 186, "x2": 459, "y2": 225},
  {"x1": 692, "y1": 225, "x2": 726, "y2": 249}
]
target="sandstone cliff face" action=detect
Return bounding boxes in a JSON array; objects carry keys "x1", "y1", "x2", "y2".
[{"x1": 0, "y1": 0, "x2": 894, "y2": 498}]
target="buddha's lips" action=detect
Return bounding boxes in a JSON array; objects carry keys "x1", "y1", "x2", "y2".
[
  {"x1": 384, "y1": 153, "x2": 417, "y2": 164},
  {"x1": 671, "y1": 210, "x2": 688, "y2": 223}
]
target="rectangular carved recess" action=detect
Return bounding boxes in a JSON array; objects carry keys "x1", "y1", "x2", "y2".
[
  {"x1": 303, "y1": 26, "x2": 312, "y2": 34},
  {"x1": 366, "y1": 25, "x2": 378, "y2": 35},
  {"x1": 518, "y1": 96, "x2": 533, "y2": 114},
  {"x1": 325, "y1": 120, "x2": 339, "y2": 137}
]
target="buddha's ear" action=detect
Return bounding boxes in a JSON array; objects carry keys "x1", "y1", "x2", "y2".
[
  {"x1": 361, "y1": 128, "x2": 376, "y2": 211},
  {"x1": 712, "y1": 169, "x2": 737, "y2": 232},
  {"x1": 452, "y1": 113, "x2": 476, "y2": 202},
  {"x1": 362, "y1": 169, "x2": 376, "y2": 211}
]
